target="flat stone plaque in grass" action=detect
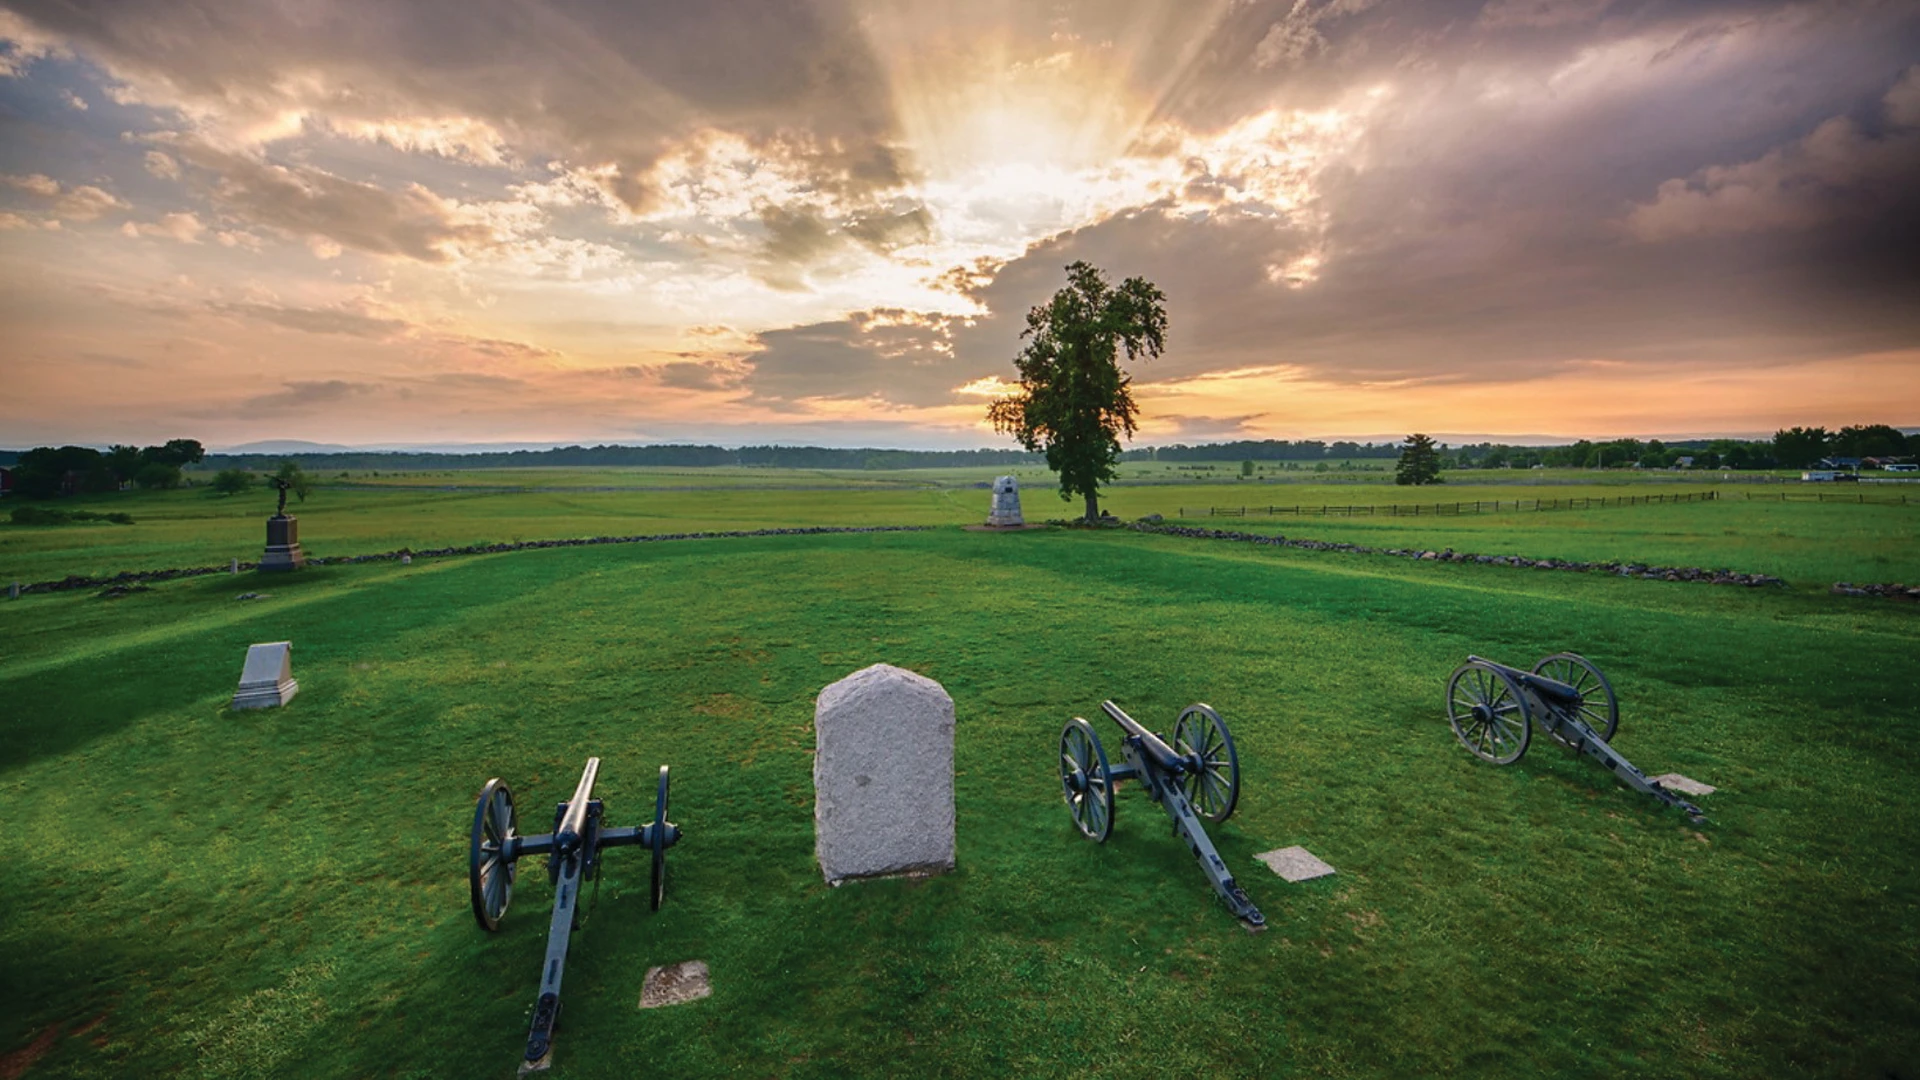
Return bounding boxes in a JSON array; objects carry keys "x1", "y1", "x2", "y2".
[
  {"x1": 1649, "y1": 773, "x2": 1716, "y2": 796},
  {"x1": 1255, "y1": 846, "x2": 1335, "y2": 882},
  {"x1": 639, "y1": 960, "x2": 712, "y2": 1009}
]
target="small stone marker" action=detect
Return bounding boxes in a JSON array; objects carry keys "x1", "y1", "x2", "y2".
[
  {"x1": 1649, "y1": 773, "x2": 1716, "y2": 796},
  {"x1": 638, "y1": 960, "x2": 712, "y2": 1009},
  {"x1": 231, "y1": 641, "x2": 298, "y2": 709},
  {"x1": 229, "y1": 557, "x2": 239, "y2": 574},
  {"x1": 987, "y1": 475, "x2": 1024, "y2": 527},
  {"x1": 814, "y1": 663, "x2": 956, "y2": 884},
  {"x1": 7, "y1": 581, "x2": 18, "y2": 600},
  {"x1": 1255, "y1": 846, "x2": 1336, "y2": 882}
]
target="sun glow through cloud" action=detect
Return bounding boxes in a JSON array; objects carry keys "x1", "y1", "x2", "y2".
[{"x1": 1, "y1": 1, "x2": 1916, "y2": 447}]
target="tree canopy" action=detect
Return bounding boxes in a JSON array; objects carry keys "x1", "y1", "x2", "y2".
[
  {"x1": 987, "y1": 261, "x2": 1167, "y2": 521},
  {"x1": 1395, "y1": 434, "x2": 1444, "y2": 486},
  {"x1": 1771, "y1": 426, "x2": 1831, "y2": 469}
]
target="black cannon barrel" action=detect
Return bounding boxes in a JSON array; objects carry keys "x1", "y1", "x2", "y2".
[
  {"x1": 553, "y1": 757, "x2": 600, "y2": 857},
  {"x1": 1465, "y1": 656, "x2": 1580, "y2": 703},
  {"x1": 1100, "y1": 701, "x2": 1187, "y2": 775}
]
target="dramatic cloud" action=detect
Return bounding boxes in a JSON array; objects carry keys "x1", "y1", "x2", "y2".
[
  {"x1": 0, "y1": 0, "x2": 905, "y2": 211},
  {"x1": 153, "y1": 138, "x2": 499, "y2": 262},
  {"x1": 744, "y1": 309, "x2": 970, "y2": 407},
  {"x1": 1628, "y1": 70, "x2": 1920, "y2": 241},
  {"x1": 2, "y1": 0, "x2": 1918, "y2": 446}
]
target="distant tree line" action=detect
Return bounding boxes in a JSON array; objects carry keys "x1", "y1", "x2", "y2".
[
  {"x1": 200, "y1": 444, "x2": 1052, "y2": 472},
  {"x1": 4, "y1": 424, "x2": 1912, "y2": 491},
  {"x1": 1447, "y1": 425, "x2": 1915, "y2": 471},
  {"x1": 4, "y1": 439, "x2": 204, "y2": 498}
]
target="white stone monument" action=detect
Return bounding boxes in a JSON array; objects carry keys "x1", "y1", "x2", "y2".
[
  {"x1": 813, "y1": 664, "x2": 955, "y2": 884},
  {"x1": 232, "y1": 641, "x2": 299, "y2": 709},
  {"x1": 987, "y1": 475, "x2": 1024, "y2": 526}
]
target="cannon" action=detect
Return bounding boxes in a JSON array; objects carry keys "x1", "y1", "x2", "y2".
[
  {"x1": 467, "y1": 758, "x2": 683, "y2": 1071},
  {"x1": 1445, "y1": 653, "x2": 1704, "y2": 821},
  {"x1": 1057, "y1": 701, "x2": 1265, "y2": 928}
]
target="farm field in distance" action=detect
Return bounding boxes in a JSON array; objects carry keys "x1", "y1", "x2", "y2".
[
  {"x1": 2, "y1": 467, "x2": 1914, "y2": 588},
  {"x1": 2, "y1": 468, "x2": 1918, "y2": 1079}
]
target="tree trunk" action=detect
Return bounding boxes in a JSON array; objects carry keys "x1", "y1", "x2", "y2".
[{"x1": 1084, "y1": 490, "x2": 1099, "y2": 523}]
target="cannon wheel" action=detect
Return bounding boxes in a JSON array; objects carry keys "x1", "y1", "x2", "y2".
[
  {"x1": 469, "y1": 778, "x2": 518, "y2": 932},
  {"x1": 1059, "y1": 718, "x2": 1114, "y2": 842},
  {"x1": 1532, "y1": 653, "x2": 1618, "y2": 743},
  {"x1": 1173, "y1": 704, "x2": 1240, "y2": 824},
  {"x1": 649, "y1": 765, "x2": 671, "y2": 911},
  {"x1": 1447, "y1": 662, "x2": 1532, "y2": 765}
]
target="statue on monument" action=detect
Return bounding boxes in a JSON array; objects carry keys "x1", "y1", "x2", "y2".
[{"x1": 261, "y1": 477, "x2": 306, "y2": 571}]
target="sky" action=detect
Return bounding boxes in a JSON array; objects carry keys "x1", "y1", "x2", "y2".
[{"x1": 1, "y1": 0, "x2": 1917, "y2": 451}]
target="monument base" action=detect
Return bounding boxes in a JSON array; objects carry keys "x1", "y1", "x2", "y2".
[
  {"x1": 259, "y1": 543, "x2": 307, "y2": 571},
  {"x1": 232, "y1": 677, "x2": 300, "y2": 709},
  {"x1": 231, "y1": 641, "x2": 298, "y2": 710},
  {"x1": 261, "y1": 514, "x2": 306, "y2": 571}
]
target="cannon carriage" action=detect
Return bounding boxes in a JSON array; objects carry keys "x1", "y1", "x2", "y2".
[
  {"x1": 1057, "y1": 701, "x2": 1265, "y2": 928},
  {"x1": 1445, "y1": 653, "x2": 1704, "y2": 821},
  {"x1": 468, "y1": 758, "x2": 683, "y2": 1071}
]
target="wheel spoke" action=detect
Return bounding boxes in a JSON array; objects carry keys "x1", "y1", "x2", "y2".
[{"x1": 1200, "y1": 768, "x2": 1226, "y2": 808}]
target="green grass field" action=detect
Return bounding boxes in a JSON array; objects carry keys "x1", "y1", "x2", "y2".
[
  {"x1": 6, "y1": 470, "x2": 1915, "y2": 587},
  {"x1": 3, "y1": 474, "x2": 1918, "y2": 1079}
]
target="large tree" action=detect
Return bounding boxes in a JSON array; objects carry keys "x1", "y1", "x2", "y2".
[
  {"x1": 988, "y1": 261, "x2": 1167, "y2": 522},
  {"x1": 1395, "y1": 434, "x2": 1444, "y2": 485},
  {"x1": 1772, "y1": 426, "x2": 1831, "y2": 469},
  {"x1": 1832, "y1": 424, "x2": 1910, "y2": 460}
]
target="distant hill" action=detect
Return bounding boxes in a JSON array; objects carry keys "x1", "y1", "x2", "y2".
[{"x1": 217, "y1": 439, "x2": 358, "y2": 455}]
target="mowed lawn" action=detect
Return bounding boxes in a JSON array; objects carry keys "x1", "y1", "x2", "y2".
[{"x1": 2, "y1": 525, "x2": 1916, "y2": 1079}]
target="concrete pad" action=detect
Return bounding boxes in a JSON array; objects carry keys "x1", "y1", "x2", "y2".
[
  {"x1": 639, "y1": 960, "x2": 712, "y2": 1009},
  {"x1": 1255, "y1": 846, "x2": 1335, "y2": 882},
  {"x1": 1649, "y1": 773, "x2": 1716, "y2": 796}
]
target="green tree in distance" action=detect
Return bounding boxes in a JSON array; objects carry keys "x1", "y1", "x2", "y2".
[
  {"x1": 1772, "y1": 426, "x2": 1831, "y2": 469},
  {"x1": 273, "y1": 460, "x2": 314, "y2": 503},
  {"x1": 146, "y1": 439, "x2": 206, "y2": 467},
  {"x1": 211, "y1": 468, "x2": 255, "y2": 495},
  {"x1": 134, "y1": 462, "x2": 182, "y2": 489},
  {"x1": 1395, "y1": 434, "x2": 1444, "y2": 486},
  {"x1": 105, "y1": 444, "x2": 145, "y2": 486},
  {"x1": 1832, "y1": 424, "x2": 1911, "y2": 461},
  {"x1": 988, "y1": 261, "x2": 1167, "y2": 522}
]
